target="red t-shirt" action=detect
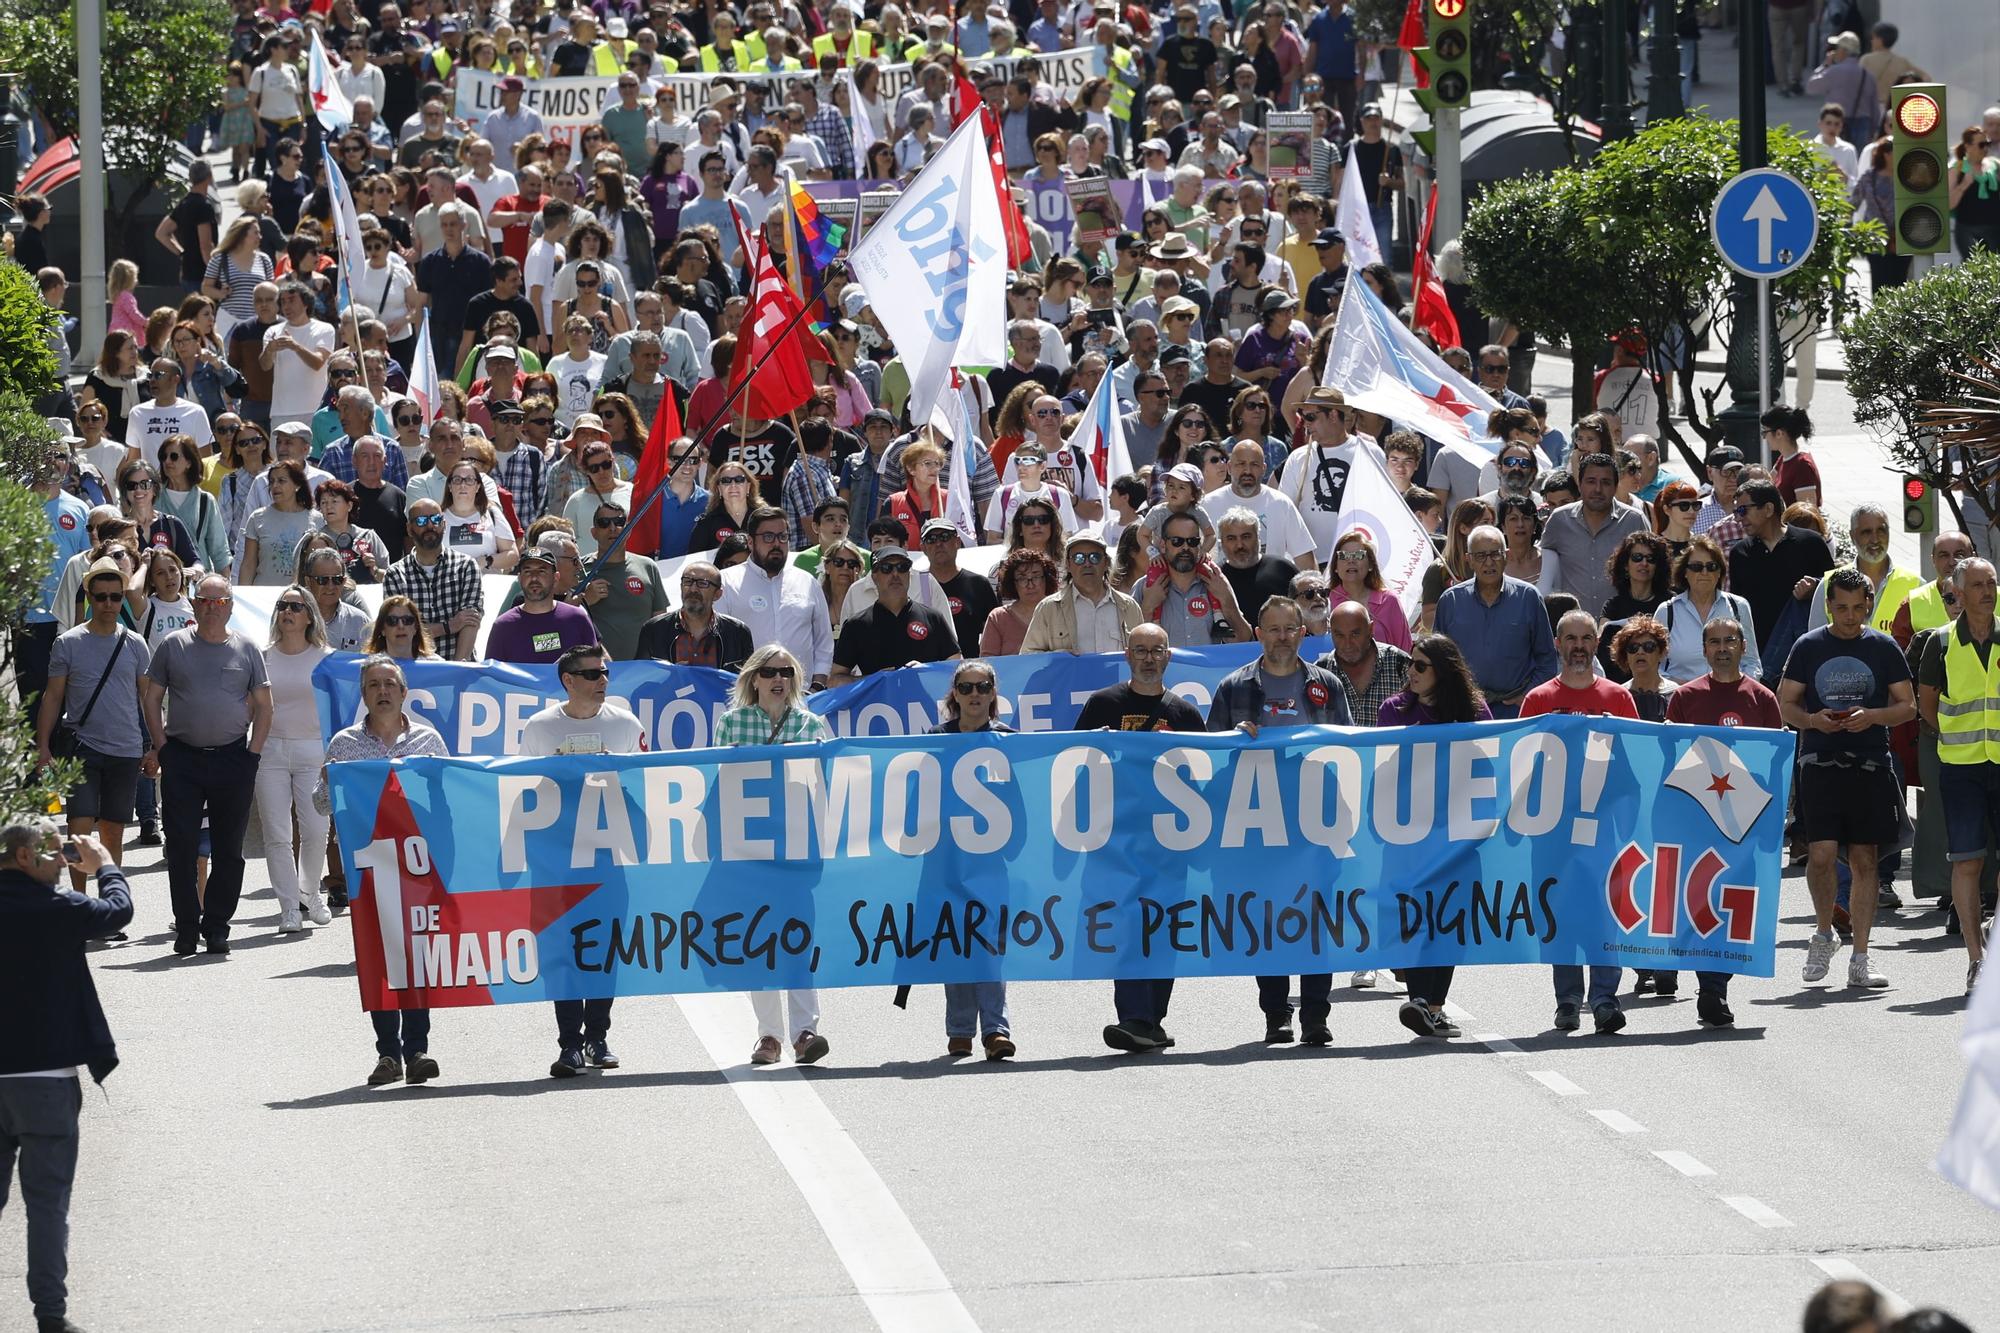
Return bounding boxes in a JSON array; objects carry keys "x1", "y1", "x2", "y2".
[
  {"x1": 490, "y1": 192, "x2": 541, "y2": 265},
  {"x1": 1519, "y1": 677, "x2": 1641, "y2": 719},
  {"x1": 1664, "y1": 675, "x2": 1783, "y2": 729},
  {"x1": 1772, "y1": 450, "x2": 1821, "y2": 507}
]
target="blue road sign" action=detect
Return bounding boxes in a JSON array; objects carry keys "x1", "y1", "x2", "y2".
[{"x1": 1710, "y1": 169, "x2": 1819, "y2": 279}]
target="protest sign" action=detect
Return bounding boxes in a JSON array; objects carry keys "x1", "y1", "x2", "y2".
[
  {"x1": 1266, "y1": 112, "x2": 1315, "y2": 181},
  {"x1": 817, "y1": 196, "x2": 859, "y2": 253},
  {"x1": 325, "y1": 717, "x2": 1794, "y2": 1010},
  {"x1": 1063, "y1": 176, "x2": 1121, "y2": 247}
]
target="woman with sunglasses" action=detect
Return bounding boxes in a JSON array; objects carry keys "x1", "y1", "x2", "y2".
[
  {"x1": 554, "y1": 220, "x2": 634, "y2": 315},
  {"x1": 442, "y1": 459, "x2": 521, "y2": 572},
  {"x1": 366, "y1": 595, "x2": 439, "y2": 660},
  {"x1": 153, "y1": 434, "x2": 231, "y2": 575},
  {"x1": 1329, "y1": 532, "x2": 1412, "y2": 651},
  {"x1": 71, "y1": 400, "x2": 130, "y2": 489},
  {"x1": 1222, "y1": 388, "x2": 1287, "y2": 482},
  {"x1": 592, "y1": 391, "x2": 647, "y2": 467},
  {"x1": 115, "y1": 459, "x2": 198, "y2": 568},
  {"x1": 559, "y1": 441, "x2": 630, "y2": 558},
  {"x1": 237, "y1": 459, "x2": 323, "y2": 586},
  {"x1": 1379, "y1": 633, "x2": 1490, "y2": 1040},
  {"x1": 1151, "y1": 403, "x2": 1214, "y2": 496},
  {"x1": 817, "y1": 540, "x2": 868, "y2": 640},
  {"x1": 1661, "y1": 535, "x2": 1761, "y2": 684},
  {"x1": 215, "y1": 420, "x2": 272, "y2": 555},
  {"x1": 1005, "y1": 496, "x2": 1068, "y2": 568},
  {"x1": 1496, "y1": 493, "x2": 1561, "y2": 597},
  {"x1": 689, "y1": 462, "x2": 758, "y2": 553},
  {"x1": 862, "y1": 140, "x2": 899, "y2": 181},
  {"x1": 716, "y1": 644, "x2": 833, "y2": 1067},
  {"x1": 1612, "y1": 614, "x2": 1676, "y2": 722},
  {"x1": 927, "y1": 659, "x2": 1018, "y2": 1059},
  {"x1": 168, "y1": 319, "x2": 246, "y2": 424},
  {"x1": 981, "y1": 547, "x2": 1060, "y2": 657},
  {"x1": 1603, "y1": 529, "x2": 1673, "y2": 624},
  {"x1": 1651, "y1": 479, "x2": 1702, "y2": 561},
  {"x1": 258, "y1": 585, "x2": 334, "y2": 933}
]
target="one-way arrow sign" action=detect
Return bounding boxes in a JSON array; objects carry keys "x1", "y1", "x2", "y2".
[{"x1": 1710, "y1": 169, "x2": 1818, "y2": 279}]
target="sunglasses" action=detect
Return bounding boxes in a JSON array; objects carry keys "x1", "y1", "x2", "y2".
[
  {"x1": 565, "y1": 666, "x2": 610, "y2": 681},
  {"x1": 1625, "y1": 639, "x2": 1663, "y2": 654},
  {"x1": 310, "y1": 573, "x2": 345, "y2": 587},
  {"x1": 595, "y1": 514, "x2": 627, "y2": 529},
  {"x1": 1501, "y1": 458, "x2": 1536, "y2": 470},
  {"x1": 1335, "y1": 550, "x2": 1370, "y2": 563},
  {"x1": 528, "y1": 416, "x2": 555, "y2": 426},
  {"x1": 1070, "y1": 551, "x2": 1106, "y2": 566},
  {"x1": 1627, "y1": 553, "x2": 1656, "y2": 565},
  {"x1": 1410, "y1": 659, "x2": 1433, "y2": 675},
  {"x1": 824, "y1": 556, "x2": 861, "y2": 570},
  {"x1": 123, "y1": 480, "x2": 155, "y2": 492},
  {"x1": 1669, "y1": 499, "x2": 1701, "y2": 511},
  {"x1": 586, "y1": 460, "x2": 616, "y2": 473},
  {"x1": 1297, "y1": 589, "x2": 1329, "y2": 602},
  {"x1": 719, "y1": 476, "x2": 751, "y2": 486},
  {"x1": 1684, "y1": 560, "x2": 1721, "y2": 573},
  {"x1": 275, "y1": 600, "x2": 310, "y2": 615},
  {"x1": 953, "y1": 680, "x2": 996, "y2": 696},
  {"x1": 755, "y1": 665, "x2": 796, "y2": 680},
  {"x1": 1031, "y1": 407, "x2": 1063, "y2": 418},
  {"x1": 1019, "y1": 513, "x2": 1053, "y2": 527},
  {"x1": 193, "y1": 594, "x2": 233, "y2": 606},
  {"x1": 1479, "y1": 362, "x2": 1508, "y2": 372},
  {"x1": 412, "y1": 514, "x2": 445, "y2": 528},
  {"x1": 1165, "y1": 534, "x2": 1201, "y2": 549},
  {"x1": 88, "y1": 590, "x2": 125, "y2": 604},
  {"x1": 383, "y1": 613, "x2": 418, "y2": 627},
  {"x1": 395, "y1": 414, "x2": 422, "y2": 426}
]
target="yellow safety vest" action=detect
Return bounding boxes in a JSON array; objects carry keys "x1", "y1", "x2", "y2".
[
  {"x1": 430, "y1": 49, "x2": 455, "y2": 80},
  {"x1": 1865, "y1": 565, "x2": 1924, "y2": 633},
  {"x1": 688, "y1": 40, "x2": 752, "y2": 72},
  {"x1": 587, "y1": 43, "x2": 624, "y2": 76},
  {"x1": 904, "y1": 40, "x2": 959, "y2": 62},
  {"x1": 812, "y1": 30, "x2": 876, "y2": 64},
  {"x1": 1104, "y1": 44, "x2": 1136, "y2": 120},
  {"x1": 1907, "y1": 578, "x2": 1951, "y2": 633},
  {"x1": 1936, "y1": 619, "x2": 2000, "y2": 765}
]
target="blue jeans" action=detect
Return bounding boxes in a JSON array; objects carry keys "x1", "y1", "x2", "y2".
[
  {"x1": 554, "y1": 998, "x2": 613, "y2": 1050},
  {"x1": 372, "y1": 1009, "x2": 432, "y2": 1058},
  {"x1": 1552, "y1": 965, "x2": 1622, "y2": 1010},
  {"x1": 944, "y1": 982, "x2": 1009, "y2": 1038}
]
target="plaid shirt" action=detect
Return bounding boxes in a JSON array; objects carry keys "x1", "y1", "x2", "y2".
[
  {"x1": 782, "y1": 454, "x2": 840, "y2": 545},
  {"x1": 382, "y1": 549, "x2": 485, "y2": 658},
  {"x1": 806, "y1": 104, "x2": 854, "y2": 176},
  {"x1": 715, "y1": 703, "x2": 832, "y2": 746},
  {"x1": 1319, "y1": 643, "x2": 1412, "y2": 725},
  {"x1": 320, "y1": 436, "x2": 411, "y2": 488},
  {"x1": 493, "y1": 443, "x2": 548, "y2": 527},
  {"x1": 1704, "y1": 514, "x2": 1747, "y2": 552}
]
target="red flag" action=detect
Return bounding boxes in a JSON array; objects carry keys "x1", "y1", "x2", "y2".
[
  {"x1": 726, "y1": 213, "x2": 822, "y2": 422},
  {"x1": 1410, "y1": 187, "x2": 1461, "y2": 350},
  {"x1": 950, "y1": 59, "x2": 983, "y2": 128},
  {"x1": 978, "y1": 106, "x2": 1034, "y2": 268},
  {"x1": 622, "y1": 379, "x2": 685, "y2": 558},
  {"x1": 1400, "y1": 0, "x2": 1429, "y2": 89}
]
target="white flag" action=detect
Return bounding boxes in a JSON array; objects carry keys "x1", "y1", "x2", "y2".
[
  {"x1": 308, "y1": 30, "x2": 353, "y2": 133},
  {"x1": 842, "y1": 68, "x2": 879, "y2": 158},
  {"x1": 1333, "y1": 442, "x2": 1432, "y2": 620},
  {"x1": 1939, "y1": 960, "x2": 2000, "y2": 1212},
  {"x1": 409, "y1": 311, "x2": 441, "y2": 426},
  {"x1": 1665, "y1": 737, "x2": 1773, "y2": 845},
  {"x1": 1064, "y1": 367, "x2": 1131, "y2": 488},
  {"x1": 1324, "y1": 275, "x2": 1500, "y2": 447},
  {"x1": 1336, "y1": 141, "x2": 1383, "y2": 270},
  {"x1": 321, "y1": 144, "x2": 368, "y2": 311},
  {"x1": 849, "y1": 113, "x2": 1006, "y2": 426}
]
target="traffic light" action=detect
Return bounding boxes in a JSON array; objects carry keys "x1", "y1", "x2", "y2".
[
  {"x1": 1903, "y1": 475, "x2": 1937, "y2": 534},
  {"x1": 1890, "y1": 84, "x2": 1951, "y2": 255},
  {"x1": 1412, "y1": 0, "x2": 1472, "y2": 118}
]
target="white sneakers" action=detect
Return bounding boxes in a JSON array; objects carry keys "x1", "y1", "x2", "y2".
[
  {"x1": 304, "y1": 892, "x2": 333, "y2": 927},
  {"x1": 1351, "y1": 970, "x2": 1377, "y2": 989},
  {"x1": 1847, "y1": 954, "x2": 1889, "y2": 989},
  {"x1": 278, "y1": 907, "x2": 304, "y2": 934},
  {"x1": 1802, "y1": 931, "x2": 1837, "y2": 983}
]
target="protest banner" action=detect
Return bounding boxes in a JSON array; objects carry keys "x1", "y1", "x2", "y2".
[
  {"x1": 817, "y1": 196, "x2": 859, "y2": 253},
  {"x1": 325, "y1": 717, "x2": 1794, "y2": 1010},
  {"x1": 1064, "y1": 176, "x2": 1121, "y2": 247},
  {"x1": 1266, "y1": 112, "x2": 1314, "y2": 181},
  {"x1": 1019, "y1": 176, "x2": 1075, "y2": 253},
  {"x1": 856, "y1": 189, "x2": 899, "y2": 245}
]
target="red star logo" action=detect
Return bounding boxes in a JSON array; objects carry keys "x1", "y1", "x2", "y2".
[
  {"x1": 1706, "y1": 771, "x2": 1734, "y2": 795},
  {"x1": 312, "y1": 88, "x2": 329, "y2": 109}
]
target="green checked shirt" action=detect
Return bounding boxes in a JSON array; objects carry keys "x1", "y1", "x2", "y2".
[{"x1": 715, "y1": 704, "x2": 833, "y2": 747}]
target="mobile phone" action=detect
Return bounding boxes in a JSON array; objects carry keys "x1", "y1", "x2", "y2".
[{"x1": 61, "y1": 840, "x2": 80, "y2": 865}]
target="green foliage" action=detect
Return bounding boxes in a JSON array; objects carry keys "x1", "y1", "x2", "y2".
[
  {"x1": 1841, "y1": 250, "x2": 2000, "y2": 523},
  {"x1": 0, "y1": 389, "x2": 76, "y2": 822},
  {"x1": 0, "y1": 259, "x2": 63, "y2": 404},
  {"x1": 0, "y1": 0, "x2": 230, "y2": 216}
]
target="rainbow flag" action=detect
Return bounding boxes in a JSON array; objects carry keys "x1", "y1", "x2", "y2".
[{"x1": 789, "y1": 182, "x2": 846, "y2": 268}]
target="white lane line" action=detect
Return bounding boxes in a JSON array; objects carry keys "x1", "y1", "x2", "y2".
[
  {"x1": 1722, "y1": 1196, "x2": 1795, "y2": 1229},
  {"x1": 1587, "y1": 1108, "x2": 1647, "y2": 1134},
  {"x1": 1528, "y1": 1069, "x2": 1586, "y2": 1096},
  {"x1": 1809, "y1": 1258, "x2": 1910, "y2": 1316},
  {"x1": 676, "y1": 994, "x2": 980, "y2": 1333},
  {"x1": 1473, "y1": 1032, "x2": 1524, "y2": 1056},
  {"x1": 1442, "y1": 1001, "x2": 1477, "y2": 1023},
  {"x1": 1653, "y1": 1150, "x2": 1716, "y2": 1178}
]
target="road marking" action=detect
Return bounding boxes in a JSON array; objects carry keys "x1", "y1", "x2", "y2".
[
  {"x1": 1722, "y1": 1196, "x2": 1795, "y2": 1229},
  {"x1": 676, "y1": 994, "x2": 980, "y2": 1333},
  {"x1": 1653, "y1": 1150, "x2": 1716, "y2": 1178},
  {"x1": 1472, "y1": 1032, "x2": 1523, "y2": 1056},
  {"x1": 1528, "y1": 1070, "x2": 1586, "y2": 1096},
  {"x1": 1809, "y1": 1258, "x2": 1909, "y2": 1315},
  {"x1": 1587, "y1": 1108, "x2": 1647, "y2": 1134}
]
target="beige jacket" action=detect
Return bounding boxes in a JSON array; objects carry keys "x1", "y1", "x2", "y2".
[{"x1": 1021, "y1": 582, "x2": 1143, "y2": 654}]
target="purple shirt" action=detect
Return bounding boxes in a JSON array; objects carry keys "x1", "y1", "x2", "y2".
[
  {"x1": 640, "y1": 170, "x2": 699, "y2": 248},
  {"x1": 1376, "y1": 689, "x2": 1494, "y2": 727},
  {"x1": 485, "y1": 602, "x2": 598, "y2": 665},
  {"x1": 1236, "y1": 325, "x2": 1311, "y2": 404}
]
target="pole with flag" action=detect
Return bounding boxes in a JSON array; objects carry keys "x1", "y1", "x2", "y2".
[
  {"x1": 307, "y1": 30, "x2": 353, "y2": 133},
  {"x1": 1332, "y1": 444, "x2": 1433, "y2": 618},
  {"x1": 841, "y1": 67, "x2": 878, "y2": 162},
  {"x1": 1335, "y1": 139, "x2": 1384, "y2": 270},
  {"x1": 621, "y1": 376, "x2": 686, "y2": 558},
  {"x1": 408, "y1": 311, "x2": 441, "y2": 427},
  {"x1": 1939, "y1": 962, "x2": 2000, "y2": 1212},
  {"x1": 937, "y1": 371, "x2": 982, "y2": 546},
  {"x1": 1063, "y1": 367, "x2": 1131, "y2": 488},
  {"x1": 320, "y1": 143, "x2": 370, "y2": 355},
  {"x1": 1409, "y1": 185, "x2": 1461, "y2": 349}
]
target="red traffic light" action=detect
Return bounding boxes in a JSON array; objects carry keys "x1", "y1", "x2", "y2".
[
  {"x1": 1897, "y1": 92, "x2": 1942, "y2": 137},
  {"x1": 1905, "y1": 477, "x2": 1929, "y2": 500},
  {"x1": 1431, "y1": 0, "x2": 1465, "y2": 16}
]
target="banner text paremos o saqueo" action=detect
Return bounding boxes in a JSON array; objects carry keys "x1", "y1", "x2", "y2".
[{"x1": 326, "y1": 716, "x2": 1793, "y2": 1010}]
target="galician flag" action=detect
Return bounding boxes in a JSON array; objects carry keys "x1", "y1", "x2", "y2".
[
  {"x1": 1665, "y1": 737, "x2": 1773, "y2": 845},
  {"x1": 1063, "y1": 367, "x2": 1131, "y2": 487},
  {"x1": 308, "y1": 30, "x2": 353, "y2": 133},
  {"x1": 1333, "y1": 442, "x2": 1431, "y2": 618},
  {"x1": 1335, "y1": 140, "x2": 1384, "y2": 270},
  {"x1": 321, "y1": 143, "x2": 368, "y2": 312},
  {"x1": 1939, "y1": 960, "x2": 2000, "y2": 1212},
  {"x1": 1324, "y1": 275, "x2": 1499, "y2": 447},
  {"x1": 848, "y1": 112, "x2": 1006, "y2": 426},
  {"x1": 409, "y1": 311, "x2": 441, "y2": 425}
]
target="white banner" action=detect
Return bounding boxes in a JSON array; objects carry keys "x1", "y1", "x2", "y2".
[{"x1": 1333, "y1": 444, "x2": 1432, "y2": 620}]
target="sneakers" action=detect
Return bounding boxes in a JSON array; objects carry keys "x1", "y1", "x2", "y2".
[
  {"x1": 1140, "y1": 1021, "x2": 1177, "y2": 1049},
  {"x1": 1553, "y1": 1002, "x2": 1581, "y2": 1032},
  {"x1": 583, "y1": 1040, "x2": 619, "y2": 1069},
  {"x1": 1429, "y1": 1010, "x2": 1463, "y2": 1038},
  {"x1": 135, "y1": 823, "x2": 162, "y2": 847},
  {"x1": 794, "y1": 1031, "x2": 830, "y2": 1064},
  {"x1": 947, "y1": 1036, "x2": 973, "y2": 1057},
  {"x1": 405, "y1": 1052, "x2": 439, "y2": 1084},
  {"x1": 1103, "y1": 1021, "x2": 1163, "y2": 1052},
  {"x1": 278, "y1": 907, "x2": 303, "y2": 934},
  {"x1": 751, "y1": 1036, "x2": 783, "y2": 1065},
  {"x1": 304, "y1": 893, "x2": 333, "y2": 927},
  {"x1": 549, "y1": 1047, "x2": 586, "y2": 1078},
  {"x1": 1351, "y1": 970, "x2": 1377, "y2": 989},
  {"x1": 1264, "y1": 1019, "x2": 1295, "y2": 1044},
  {"x1": 1398, "y1": 1000, "x2": 1433, "y2": 1038},
  {"x1": 1847, "y1": 953, "x2": 1889, "y2": 989},
  {"x1": 1802, "y1": 930, "x2": 1839, "y2": 983},
  {"x1": 1697, "y1": 994, "x2": 1735, "y2": 1028},
  {"x1": 366, "y1": 1055, "x2": 403, "y2": 1086},
  {"x1": 1300, "y1": 1023, "x2": 1333, "y2": 1046},
  {"x1": 1593, "y1": 1004, "x2": 1628, "y2": 1035},
  {"x1": 982, "y1": 1032, "x2": 1016, "y2": 1060},
  {"x1": 1878, "y1": 884, "x2": 1904, "y2": 912},
  {"x1": 1632, "y1": 972, "x2": 1656, "y2": 996}
]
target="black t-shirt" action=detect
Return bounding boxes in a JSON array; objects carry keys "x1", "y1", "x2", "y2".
[
  {"x1": 709, "y1": 422, "x2": 797, "y2": 506},
  {"x1": 833, "y1": 599, "x2": 960, "y2": 677},
  {"x1": 353, "y1": 481, "x2": 409, "y2": 560},
  {"x1": 550, "y1": 38, "x2": 593, "y2": 75},
  {"x1": 369, "y1": 29, "x2": 426, "y2": 128},
  {"x1": 1179, "y1": 375, "x2": 1250, "y2": 430},
  {"x1": 1222, "y1": 556, "x2": 1298, "y2": 626},
  {"x1": 267, "y1": 172, "x2": 311, "y2": 235},
  {"x1": 1781, "y1": 625, "x2": 1912, "y2": 760},
  {"x1": 936, "y1": 569, "x2": 1000, "y2": 658},
  {"x1": 170, "y1": 191, "x2": 220, "y2": 286},
  {"x1": 1075, "y1": 681, "x2": 1205, "y2": 732},
  {"x1": 985, "y1": 364, "x2": 1062, "y2": 422},
  {"x1": 1346, "y1": 138, "x2": 1404, "y2": 209},
  {"x1": 1305, "y1": 267, "x2": 1347, "y2": 322},
  {"x1": 462, "y1": 290, "x2": 542, "y2": 345},
  {"x1": 1159, "y1": 35, "x2": 1220, "y2": 101},
  {"x1": 1728, "y1": 525, "x2": 1835, "y2": 653}
]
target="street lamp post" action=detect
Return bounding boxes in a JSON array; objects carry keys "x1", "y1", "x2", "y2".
[
  {"x1": 77, "y1": 0, "x2": 107, "y2": 369},
  {"x1": 1647, "y1": 0, "x2": 1685, "y2": 123},
  {"x1": 1717, "y1": 0, "x2": 1770, "y2": 460},
  {"x1": 1601, "y1": 0, "x2": 1634, "y2": 142}
]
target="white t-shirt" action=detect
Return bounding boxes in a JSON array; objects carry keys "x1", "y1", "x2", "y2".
[
  {"x1": 442, "y1": 507, "x2": 512, "y2": 567},
  {"x1": 141, "y1": 595, "x2": 194, "y2": 650},
  {"x1": 549, "y1": 351, "x2": 607, "y2": 425},
  {"x1": 983, "y1": 480, "x2": 1078, "y2": 537},
  {"x1": 520, "y1": 700, "x2": 647, "y2": 756},
  {"x1": 1276, "y1": 437, "x2": 1389, "y2": 562},
  {"x1": 128, "y1": 399, "x2": 213, "y2": 467},
  {"x1": 81, "y1": 440, "x2": 131, "y2": 481},
  {"x1": 1200, "y1": 485, "x2": 1319, "y2": 567},
  {"x1": 998, "y1": 443, "x2": 1102, "y2": 505},
  {"x1": 264, "y1": 643, "x2": 332, "y2": 740},
  {"x1": 264, "y1": 318, "x2": 338, "y2": 421},
  {"x1": 525, "y1": 237, "x2": 566, "y2": 331},
  {"x1": 458, "y1": 166, "x2": 518, "y2": 217}
]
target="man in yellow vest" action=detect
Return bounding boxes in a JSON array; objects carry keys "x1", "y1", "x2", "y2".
[
  {"x1": 1917, "y1": 555, "x2": 1998, "y2": 996},
  {"x1": 751, "y1": 26, "x2": 804, "y2": 74},
  {"x1": 687, "y1": 11, "x2": 753, "y2": 72},
  {"x1": 812, "y1": 3, "x2": 877, "y2": 66},
  {"x1": 1093, "y1": 12, "x2": 1138, "y2": 152},
  {"x1": 1805, "y1": 503, "x2": 1925, "y2": 635},
  {"x1": 1896, "y1": 530, "x2": 1975, "y2": 640}
]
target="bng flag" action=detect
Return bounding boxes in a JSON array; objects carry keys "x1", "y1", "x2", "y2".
[{"x1": 1324, "y1": 277, "x2": 1499, "y2": 447}]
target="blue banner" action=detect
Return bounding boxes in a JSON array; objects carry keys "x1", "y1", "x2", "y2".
[
  {"x1": 313, "y1": 642, "x2": 1332, "y2": 753},
  {"x1": 325, "y1": 717, "x2": 1794, "y2": 1010}
]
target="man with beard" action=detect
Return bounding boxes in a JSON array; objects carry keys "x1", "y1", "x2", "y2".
[
  {"x1": 717, "y1": 505, "x2": 833, "y2": 689},
  {"x1": 1216, "y1": 508, "x2": 1298, "y2": 627},
  {"x1": 1139, "y1": 510, "x2": 1251, "y2": 647},
  {"x1": 1276, "y1": 385, "x2": 1385, "y2": 564},
  {"x1": 575, "y1": 500, "x2": 670, "y2": 660},
  {"x1": 487, "y1": 544, "x2": 599, "y2": 665},
  {"x1": 636, "y1": 561, "x2": 753, "y2": 668},
  {"x1": 1206, "y1": 440, "x2": 1318, "y2": 570},
  {"x1": 1478, "y1": 437, "x2": 1544, "y2": 511},
  {"x1": 830, "y1": 546, "x2": 960, "y2": 684},
  {"x1": 382, "y1": 499, "x2": 485, "y2": 660},
  {"x1": 919, "y1": 519, "x2": 999, "y2": 657}
]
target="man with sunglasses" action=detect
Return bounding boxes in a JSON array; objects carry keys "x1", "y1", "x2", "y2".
[
  {"x1": 1477, "y1": 436, "x2": 1544, "y2": 511},
  {"x1": 1141, "y1": 509, "x2": 1251, "y2": 648},
  {"x1": 830, "y1": 546, "x2": 960, "y2": 685},
  {"x1": 384, "y1": 500, "x2": 486, "y2": 661},
  {"x1": 1275, "y1": 384, "x2": 1381, "y2": 563},
  {"x1": 578, "y1": 501, "x2": 671, "y2": 660},
  {"x1": 1436, "y1": 525, "x2": 1559, "y2": 718},
  {"x1": 719, "y1": 505, "x2": 835, "y2": 689},
  {"x1": 1023, "y1": 523, "x2": 1141, "y2": 654},
  {"x1": 636, "y1": 561, "x2": 752, "y2": 669},
  {"x1": 921, "y1": 518, "x2": 999, "y2": 657},
  {"x1": 127, "y1": 359, "x2": 214, "y2": 469},
  {"x1": 1726, "y1": 478, "x2": 1835, "y2": 660}
]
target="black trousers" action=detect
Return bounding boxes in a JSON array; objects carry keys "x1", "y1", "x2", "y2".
[
  {"x1": 1256, "y1": 974, "x2": 1332, "y2": 1023},
  {"x1": 161, "y1": 737, "x2": 258, "y2": 941},
  {"x1": 13, "y1": 618, "x2": 56, "y2": 728},
  {"x1": 1648, "y1": 970, "x2": 1731, "y2": 996},
  {"x1": 372, "y1": 1009, "x2": 432, "y2": 1059},
  {"x1": 1403, "y1": 966, "x2": 1455, "y2": 1007},
  {"x1": 554, "y1": 998, "x2": 613, "y2": 1049},
  {"x1": 1112, "y1": 978, "x2": 1174, "y2": 1025}
]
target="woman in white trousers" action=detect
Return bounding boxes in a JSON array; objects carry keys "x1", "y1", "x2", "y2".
[{"x1": 257, "y1": 586, "x2": 332, "y2": 933}]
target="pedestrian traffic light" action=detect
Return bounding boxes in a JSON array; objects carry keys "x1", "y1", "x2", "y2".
[
  {"x1": 1412, "y1": 0, "x2": 1472, "y2": 116},
  {"x1": 1890, "y1": 84, "x2": 1951, "y2": 255},
  {"x1": 1903, "y1": 475, "x2": 1937, "y2": 534}
]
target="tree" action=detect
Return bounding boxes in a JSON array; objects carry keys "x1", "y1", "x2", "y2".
[
  {"x1": 1844, "y1": 250, "x2": 2000, "y2": 533},
  {"x1": 0, "y1": 0, "x2": 230, "y2": 232},
  {"x1": 1463, "y1": 115, "x2": 1879, "y2": 468}
]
